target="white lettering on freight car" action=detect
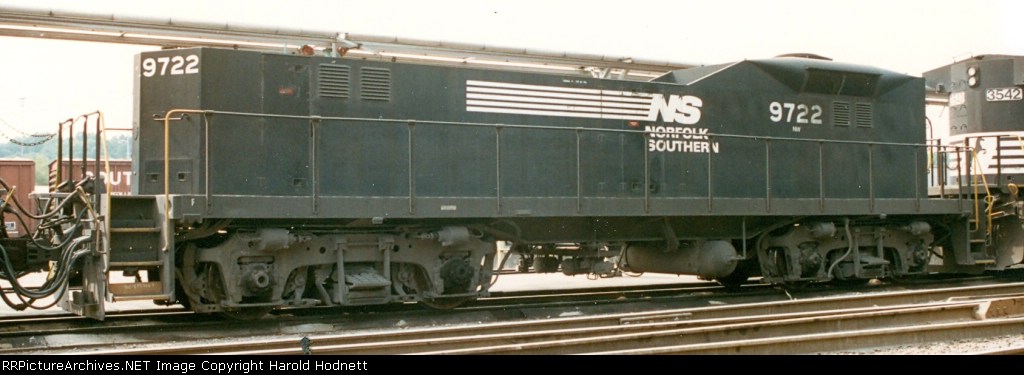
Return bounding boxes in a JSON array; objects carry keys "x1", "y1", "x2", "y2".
[{"x1": 82, "y1": 171, "x2": 132, "y2": 194}]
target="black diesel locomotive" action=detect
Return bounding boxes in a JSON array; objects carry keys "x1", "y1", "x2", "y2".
[
  {"x1": 925, "y1": 55, "x2": 1024, "y2": 187},
  {"x1": 1, "y1": 48, "x2": 1020, "y2": 319}
]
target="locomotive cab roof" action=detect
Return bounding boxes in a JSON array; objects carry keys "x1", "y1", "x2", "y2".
[{"x1": 654, "y1": 57, "x2": 917, "y2": 98}]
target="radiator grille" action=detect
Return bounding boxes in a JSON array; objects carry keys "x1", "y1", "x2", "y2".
[
  {"x1": 855, "y1": 103, "x2": 873, "y2": 127},
  {"x1": 833, "y1": 101, "x2": 851, "y2": 126},
  {"x1": 360, "y1": 67, "x2": 391, "y2": 101},
  {"x1": 317, "y1": 64, "x2": 351, "y2": 99}
]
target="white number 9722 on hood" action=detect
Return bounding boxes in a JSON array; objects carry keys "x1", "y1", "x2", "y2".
[{"x1": 141, "y1": 54, "x2": 199, "y2": 77}]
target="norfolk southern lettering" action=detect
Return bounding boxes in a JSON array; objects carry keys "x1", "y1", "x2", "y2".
[
  {"x1": 646, "y1": 125, "x2": 719, "y2": 153},
  {"x1": 465, "y1": 81, "x2": 717, "y2": 154},
  {"x1": 645, "y1": 94, "x2": 718, "y2": 154}
]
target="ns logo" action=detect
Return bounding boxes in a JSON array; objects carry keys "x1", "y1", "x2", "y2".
[{"x1": 646, "y1": 94, "x2": 703, "y2": 124}]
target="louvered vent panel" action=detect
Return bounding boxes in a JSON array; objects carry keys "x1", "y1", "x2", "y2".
[
  {"x1": 360, "y1": 67, "x2": 391, "y2": 101},
  {"x1": 855, "y1": 103, "x2": 873, "y2": 127},
  {"x1": 318, "y1": 64, "x2": 351, "y2": 98},
  {"x1": 833, "y1": 101, "x2": 851, "y2": 126}
]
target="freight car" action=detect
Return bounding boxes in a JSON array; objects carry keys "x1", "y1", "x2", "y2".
[
  {"x1": 48, "y1": 159, "x2": 133, "y2": 195},
  {"x1": 0, "y1": 159, "x2": 35, "y2": 237},
  {"x1": 0, "y1": 48, "x2": 1019, "y2": 320}
]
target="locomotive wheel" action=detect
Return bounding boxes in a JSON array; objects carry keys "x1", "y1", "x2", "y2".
[
  {"x1": 174, "y1": 281, "x2": 192, "y2": 310},
  {"x1": 179, "y1": 245, "x2": 274, "y2": 320},
  {"x1": 420, "y1": 296, "x2": 471, "y2": 310},
  {"x1": 533, "y1": 256, "x2": 560, "y2": 273}
]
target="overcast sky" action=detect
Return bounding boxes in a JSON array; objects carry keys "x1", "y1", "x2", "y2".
[{"x1": 0, "y1": 0, "x2": 1021, "y2": 135}]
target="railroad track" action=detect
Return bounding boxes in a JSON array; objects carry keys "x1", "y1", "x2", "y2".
[
  {"x1": 594, "y1": 301, "x2": 1024, "y2": 355},
  {"x1": 49, "y1": 281, "x2": 1024, "y2": 355},
  {"x1": 0, "y1": 280, "x2": 735, "y2": 352}
]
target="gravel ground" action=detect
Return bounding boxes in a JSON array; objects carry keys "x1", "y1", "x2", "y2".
[{"x1": 820, "y1": 334, "x2": 1024, "y2": 354}]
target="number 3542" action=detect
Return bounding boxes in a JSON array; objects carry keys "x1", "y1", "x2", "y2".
[{"x1": 142, "y1": 55, "x2": 199, "y2": 77}]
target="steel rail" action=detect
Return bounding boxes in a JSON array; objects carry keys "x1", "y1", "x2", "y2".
[
  {"x1": 62, "y1": 281, "x2": 1024, "y2": 355},
  {"x1": 427, "y1": 297, "x2": 1024, "y2": 355},
  {"x1": 596, "y1": 314, "x2": 1024, "y2": 355}
]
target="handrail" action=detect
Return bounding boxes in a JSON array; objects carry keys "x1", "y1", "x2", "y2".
[
  {"x1": 969, "y1": 148, "x2": 995, "y2": 234},
  {"x1": 160, "y1": 109, "x2": 206, "y2": 251},
  {"x1": 56, "y1": 111, "x2": 102, "y2": 190},
  {"x1": 154, "y1": 109, "x2": 974, "y2": 226},
  {"x1": 96, "y1": 111, "x2": 112, "y2": 263},
  {"x1": 191, "y1": 110, "x2": 946, "y2": 148}
]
